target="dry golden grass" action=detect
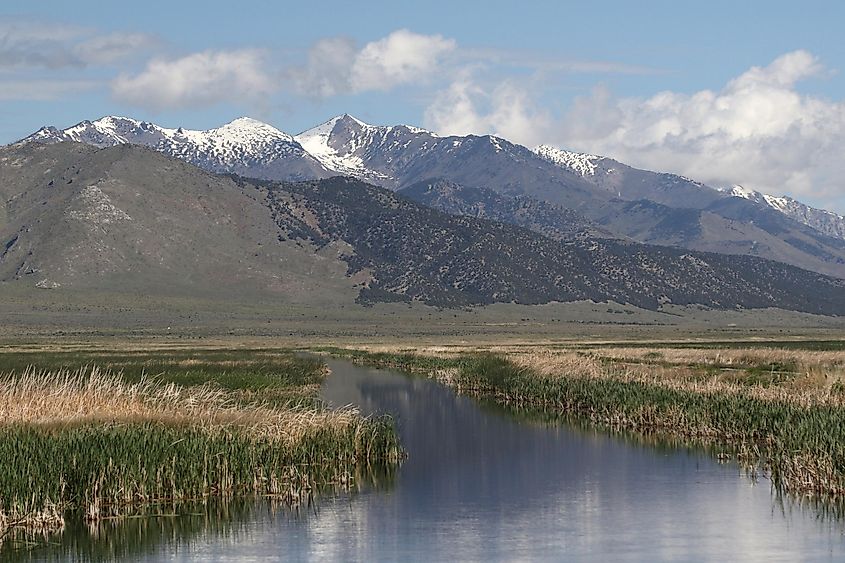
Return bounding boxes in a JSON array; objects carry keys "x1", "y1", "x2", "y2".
[
  {"x1": 0, "y1": 502, "x2": 63, "y2": 538},
  {"x1": 349, "y1": 343, "x2": 845, "y2": 407},
  {"x1": 0, "y1": 366, "x2": 360, "y2": 444},
  {"x1": 583, "y1": 346, "x2": 844, "y2": 370},
  {"x1": 508, "y1": 350, "x2": 839, "y2": 408},
  {"x1": 505, "y1": 348, "x2": 845, "y2": 406}
]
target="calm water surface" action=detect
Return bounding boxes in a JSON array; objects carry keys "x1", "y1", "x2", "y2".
[{"x1": 10, "y1": 358, "x2": 845, "y2": 561}]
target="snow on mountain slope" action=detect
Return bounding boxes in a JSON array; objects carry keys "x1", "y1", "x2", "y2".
[
  {"x1": 533, "y1": 145, "x2": 604, "y2": 177},
  {"x1": 294, "y1": 114, "x2": 379, "y2": 179},
  {"x1": 722, "y1": 185, "x2": 845, "y2": 241},
  {"x1": 722, "y1": 184, "x2": 765, "y2": 203},
  {"x1": 295, "y1": 114, "x2": 440, "y2": 184},
  {"x1": 534, "y1": 141, "x2": 845, "y2": 244},
  {"x1": 534, "y1": 143, "x2": 723, "y2": 209},
  {"x1": 22, "y1": 116, "x2": 331, "y2": 181},
  {"x1": 25, "y1": 116, "x2": 146, "y2": 147},
  {"x1": 157, "y1": 117, "x2": 309, "y2": 171}
]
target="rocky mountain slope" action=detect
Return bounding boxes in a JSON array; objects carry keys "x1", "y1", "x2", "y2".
[
  {"x1": 0, "y1": 142, "x2": 356, "y2": 301},
  {"x1": 254, "y1": 176, "x2": 845, "y2": 313},
  {"x1": 534, "y1": 145, "x2": 721, "y2": 210},
  {"x1": 294, "y1": 117, "x2": 845, "y2": 277},
  {"x1": 535, "y1": 145, "x2": 845, "y2": 244},
  {"x1": 397, "y1": 179, "x2": 616, "y2": 241},
  {"x1": 533, "y1": 145, "x2": 845, "y2": 277},
  {"x1": 395, "y1": 177, "x2": 845, "y2": 279},
  {"x1": 296, "y1": 114, "x2": 603, "y2": 206}
]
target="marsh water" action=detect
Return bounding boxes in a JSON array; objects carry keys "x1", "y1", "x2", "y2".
[{"x1": 8, "y1": 358, "x2": 845, "y2": 561}]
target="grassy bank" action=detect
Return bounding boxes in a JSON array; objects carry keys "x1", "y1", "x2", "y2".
[
  {"x1": 326, "y1": 343, "x2": 845, "y2": 499},
  {"x1": 0, "y1": 350, "x2": 401, "y2": 540}
]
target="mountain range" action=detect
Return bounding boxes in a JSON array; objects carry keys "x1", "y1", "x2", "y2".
[
  {"x1": 2, "y1": 141, "x2": 843, "y2": 316},
  {"x1": 6, "y1": 114, "x2": 845, "y2": 316},
  {"x1": 21, "y1": 114, "x2": 845, "y2": 281}
]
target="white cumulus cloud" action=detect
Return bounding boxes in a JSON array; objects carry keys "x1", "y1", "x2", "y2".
[
  {"x1": 424, "y1": 73, "x2": 551, "y2": 142},
  {"x1": 111, "y1": 49, "x2": 276, "y2": 111},
  {"x1": 290, "y1": 29, "x2": 456, "y2": 97},
  {"x1": 350, "y1": 29, "x2": 456, "y2": 92},
  {"x1": 0, "y1": 20, "x2": 159, "y2": 103},
  {"x1": 288, "y1": 37, "x2": 358, "y2": 98}
]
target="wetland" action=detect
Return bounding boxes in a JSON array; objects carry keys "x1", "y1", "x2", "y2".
[{"x1": 2, "y1": 341, "x2": 845, "y2": 560}]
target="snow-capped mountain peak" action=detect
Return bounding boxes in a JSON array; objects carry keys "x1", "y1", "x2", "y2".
[
  {"x1": 297, "y1": 114, "x2": 372, "y2": 138},
  {"x1": 340, "y1": 113, "x2": 371, "y2": 128},
  {"x1": 211, "y1": 117, "x2": 295, "y2": 143},
  {"x1": 22, "y1": 115, "x2": 148, "y2": 147},
  {"x1": 21, "y1": 125, "x2": 69, "y2": 145},
  {"x1": 69, "y1": 116, "x2": 143, "y2": 141},
  {"x1": 533, "y1": 145, "x2": 604, "y2": 177},
  {"x1": 295, "y1": 114, "x2": 425, "y2": 182},
  {"x1": 294, "y1": 113, "x2": 447, "y2": 186},
  {"x1": 296, "y1": 115, "x2": 351, "y2": 149},
  {"x1": 401, "y1": 124, "x2": 434, "y2": 135},
  {"x1": 295, "y1": 115, "x2": 371, "y2": 178},
  {"x1": 723, "y1": 184, "x2": 764, "y2": 202},
  {"x1": 223, "y1": 116, "x2": 270, "y2": 127},
  {"x1": 169, "y1": 117, "x2": 297, "y2": 160}
]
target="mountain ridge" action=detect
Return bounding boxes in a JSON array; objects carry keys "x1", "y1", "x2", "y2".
[
  {"x1": 22, "y1": 115, "x2": 331, "y2": 182},
  {"x1": 720, "y1": 184, "x2": 845, "y2": 241}
]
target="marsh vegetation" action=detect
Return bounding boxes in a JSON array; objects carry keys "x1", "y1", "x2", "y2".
[{"x1": 0, "y1": 349, "x2": 401, "y2": 543}]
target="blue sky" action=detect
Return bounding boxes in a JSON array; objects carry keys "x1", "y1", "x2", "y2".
[{"x1": 2, "y1": 0, "x2": 844, "y2": 211}]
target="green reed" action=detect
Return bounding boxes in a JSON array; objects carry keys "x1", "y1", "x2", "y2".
[
  {"x1": 0, "y1": 350, "x2": 402, "y2": 536},
  {"x1": 0, "y1": 418, "x2": 400, "y2": 526}
]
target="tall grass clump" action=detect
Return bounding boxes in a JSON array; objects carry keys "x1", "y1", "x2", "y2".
[{"x1": 0, "y1": 363, "x2": 401, "y2": 537}]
